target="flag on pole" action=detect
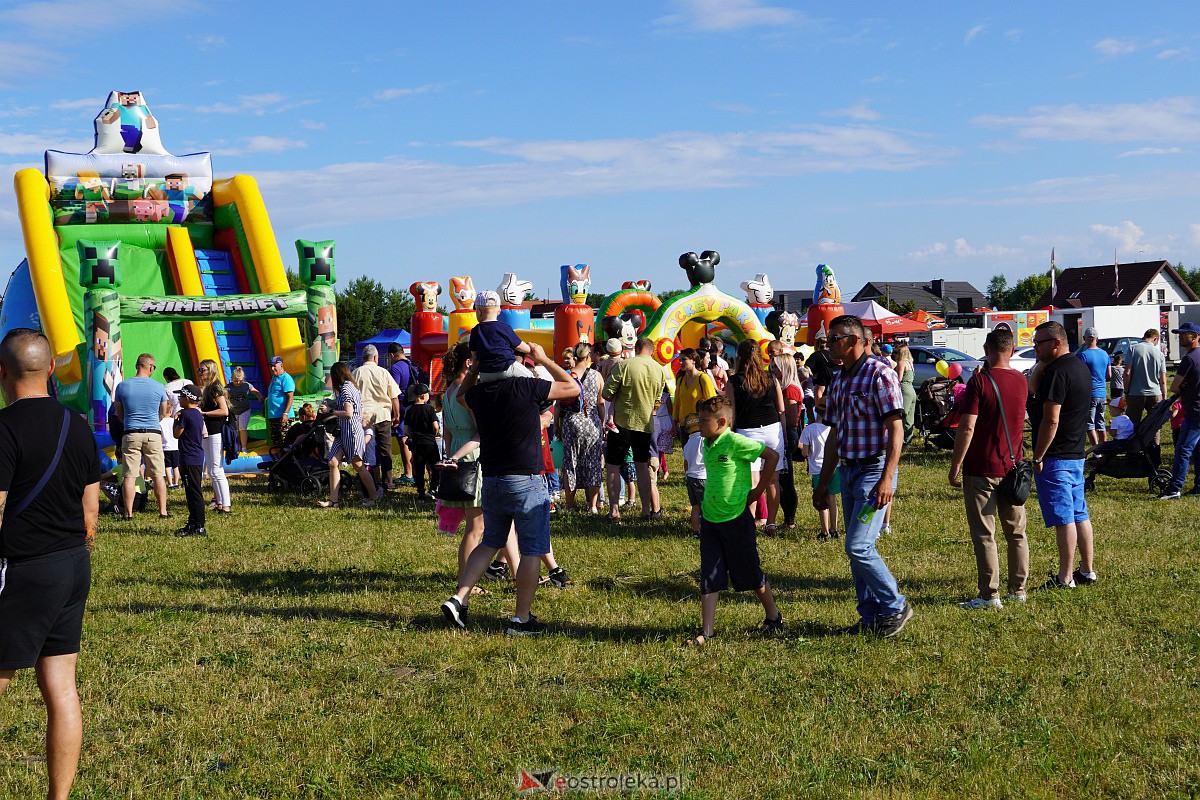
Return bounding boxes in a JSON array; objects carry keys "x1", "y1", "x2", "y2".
[
  {"x1": 1050, "y1": 248, "x2": 1057, "y2": 301},
  {"x1": 1114, "y1": 249, "x2": 1120, "y2": 297}
]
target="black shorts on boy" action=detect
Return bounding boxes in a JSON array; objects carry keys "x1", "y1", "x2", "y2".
[{"x1": 698, "y1": 507, "x2": 766, "y2": 594}]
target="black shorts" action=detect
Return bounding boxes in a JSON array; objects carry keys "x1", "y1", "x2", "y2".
[
  {"x1": 0, "y1": 546, "x2": 90, "y2": 670},
  {"x1": 686, "y1": 476, "x2": 706, "y2": 507},
  {"x1": 164, "y1": 450, "x2": 180, "y2": 469},
  {"x1": 604, "y1": 425, "x2": 652, "y2": 465},
  {"x1": 698, "y1": 508, "x2": 765, "y2": 595}
]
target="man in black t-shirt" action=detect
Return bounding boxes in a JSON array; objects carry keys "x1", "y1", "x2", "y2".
[
  {"x1": 1028, "y1": 321, "x2": 1097, "y2": 590},
  {"x1": 807, "y1": 336, "x2": 837, "y2": 400},
  {"x1": 440, "y1": 342, "x2": 579, "y2": 636},
  {"x1": 0, "y1": 329, "x2": 101, "y2": 799}
]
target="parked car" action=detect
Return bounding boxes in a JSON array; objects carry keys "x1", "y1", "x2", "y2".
[
  {"x1": 1012, "y1": 346, "x2": 1038, "y2": 376},
  {"x1": 909, "y1": 345, "x2": 982, "y2": 386}
]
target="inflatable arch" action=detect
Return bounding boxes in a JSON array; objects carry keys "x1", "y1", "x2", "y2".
[{"x1": 642, "y1": 282, "x2": 773, "y2": 364}]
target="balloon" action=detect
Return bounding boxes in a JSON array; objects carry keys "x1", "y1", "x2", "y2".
[
  {"x1": 935, "y1": 359, "x2": 950, "y2": 377},
  {"x1": 946, "y1": 362, "x2": 963, "y2": 380}
]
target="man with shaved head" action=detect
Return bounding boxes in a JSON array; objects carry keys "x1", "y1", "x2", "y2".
[{"x1": 0, "y1": 328, "x2": 101, "y2": 799}]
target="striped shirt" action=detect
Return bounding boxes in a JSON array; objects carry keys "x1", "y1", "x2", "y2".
[{"x1": 825, "y1": 354, "x2": 904, "y2": 459}]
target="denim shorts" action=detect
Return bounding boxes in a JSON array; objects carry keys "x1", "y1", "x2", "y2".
[
  {"x1": 1087, "y1": 398, "x2": 1106, "y2": 431},
  {"x1": 480, "y1": 474, "x2": 551, "y2": 556},
  {"x1": 1033, "y1": 457, "x2": 1088, "y2": 527}
]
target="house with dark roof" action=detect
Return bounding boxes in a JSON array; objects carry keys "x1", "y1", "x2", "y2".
[
  {"x1": 852, "y1": 279, "x2": 986, "y2": 314},
  {"x1": 1037, "y1": 260, "x2": 1198, "y2": 308},
  {"x1": 771, "y1": 289, "x2": 813, "y2": 313}
]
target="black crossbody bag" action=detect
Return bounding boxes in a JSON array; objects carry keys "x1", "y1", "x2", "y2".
[{"x1": 983, "y1": 370, "x2": 1033, "y2": 505}]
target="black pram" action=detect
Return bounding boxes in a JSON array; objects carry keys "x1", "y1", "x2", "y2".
[
  {"x1": 1084, "y1": 395, "x2": 1176, "y2": 494},
  {"x1": 259, "y1": 415, "x2": 335, "y2": 498}
]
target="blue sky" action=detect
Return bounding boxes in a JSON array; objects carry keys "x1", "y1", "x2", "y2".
[{"x1": 1, "y1": 0, "x2": 1198, "y2": 301}]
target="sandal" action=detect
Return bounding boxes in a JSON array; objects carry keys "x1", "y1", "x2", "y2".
[
  {"x1": 159, "y1": 513, "x2": 172, "y2": 519},
  {"x1": 605, "y1": 513, "x2": 621, "y2": 525},
  {"x1": 763, "y1": 524, "x2": 779, "y2": 536},
  {"x1": 359, "y1": 498, "x2": 376, "y2": 509},
  {"x1": 468, "y1": 585, "x2": 489, "y2": 597},
  {"x1": 683, "y1": 632, "x2": 715, "y2": 647},
  {"x1": 758, "y1": 615, "x2": 786, "y2": 635},
  {"x1": 316, "y1": 500, "x2": 333, "y2": 509}
]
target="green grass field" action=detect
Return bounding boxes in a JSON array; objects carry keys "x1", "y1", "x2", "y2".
[{"x1": 2, "y1": 447, "x2": 1199, "y2": 798}]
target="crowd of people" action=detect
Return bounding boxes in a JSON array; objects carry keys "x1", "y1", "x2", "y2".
[{"x1": 3, "y1": 310, "x2": 1200, "y2": 795}]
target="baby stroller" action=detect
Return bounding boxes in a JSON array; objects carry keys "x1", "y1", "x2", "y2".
[
  {"x1": 1084, "y1": 395, "x2": 1176, "y2": 494},
  {"x1": 914, "y1": 376, "x2": 961, "y2": 450},
  {"x1": 259, "y1": 415, "x2": 335, "y2": 498}
]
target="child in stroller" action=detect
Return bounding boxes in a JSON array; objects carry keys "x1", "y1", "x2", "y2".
[
  {"x1": 1084, "y1": 394, "x2": 1175, "y2": 494},
  {"x1": 914, "y1": 376, "x2": 962, "y2": 449},
  {"x1": 261, "y1": 403, "x2": 335, "y2": 497}
]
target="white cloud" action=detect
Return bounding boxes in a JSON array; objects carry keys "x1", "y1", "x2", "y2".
[
  {"x1": 822, "y1": 100, "x2": 881, "y2": 122},
  {"x1": 1157, "y1": 47, "x2": 1193, "y2": 61},
  {"x1": 1190, "y1": 224, "x2": 1200, "y2": 246},
  {"x1": 1118, "y1": 146, "x2": 1184, "y2": 158},
  {"x1": 952, "y1": 237, "x2": 1019, "y2": 258},
  {"x1": 373, "y1": 85, "x2": 439, "y2": 101},
  {"x1": 819, "y1": 241, "x2": 855, "y2": 254},
  {"x1": 656, "y1": 0, "x2": 802, "y2": 32},
  {"x1": 964, "y1": 24, "x2": 985, "y2": 44},
  {"x1": 250, "y1": 125, "x2": 949, "y2": 228},
  {"x1": 1090, "y1": 220, "x2": 1157, "y2": 255},
  {"x1": 217, "y1": 136, "x2": 307, "y2": 156},
  {"x1": 299, "y1": 119, "x2": 326, "y2": 131},
  {"x1": 907, "y1": 242, "x2": 948, "y2": 260},
  {"x1": 190, "y1": 34, "x2": 226, "y2": 52},
  {"x1": 1005, "y1": 29, "x2": 1024, "y2": 43},
  {"x1": 972, "y1": 97, "x2": 1200, "y2": 143},
  {"x1": 1093, "y1": 37, "x2": 1139, "y2": 57}
]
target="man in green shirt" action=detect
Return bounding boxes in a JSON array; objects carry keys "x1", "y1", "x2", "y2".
[{"x1": 602, "y1": 338, "x2": 668, "y2": 522}]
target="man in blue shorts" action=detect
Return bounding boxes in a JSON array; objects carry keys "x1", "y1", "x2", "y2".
[
  {"x1": 1029, "y1": 321, "x2": 1097, "y2": 589},
  {"x1": 0, "y1": 329, "x2": 102, "y2": 799},
  {"x1": 441, "y1": 342, "x2": 579, "y2": 635}
]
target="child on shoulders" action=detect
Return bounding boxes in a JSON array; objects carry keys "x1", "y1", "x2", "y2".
[
  {"x1": 470, "y1": 290, "x2": 534, "y2": 383},
  {"x1": 686, "y1": 395, "x2": 783, "y2": 646}
]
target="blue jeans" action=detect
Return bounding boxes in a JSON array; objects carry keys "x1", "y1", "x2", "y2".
[
  {"x1": 1168, "y1": 417, "x2": 1200, "y2": 493},
  {"x1": 480, "y1": 474, "x2": 551, "y2": 556},
  {"x1": 839, "y1": 460, "x2": 906, "y2": 623}
]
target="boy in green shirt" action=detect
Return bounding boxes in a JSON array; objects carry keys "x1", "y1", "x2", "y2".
[{"x1": 686, "y1": 396, "x2": 783, "y2": 646}]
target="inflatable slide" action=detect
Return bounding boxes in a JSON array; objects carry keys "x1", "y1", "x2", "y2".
[{"x1": 1, "y1": 91, "x2": 337, "y2": 470}]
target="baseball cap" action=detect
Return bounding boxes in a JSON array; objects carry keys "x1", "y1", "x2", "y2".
[
  {"x1": 269, "y1": 355, "x2": 284, "y2": 366},
  {"x1": 1083, "y1": 327, "x2": 1098, "y2": 340},
  {"x1": 474, "y1": 290, "x2": 501, "y2": 310},
  {"x1": 1171, "y1": 321, "x2": 1200, "y2": 335},
  {"x1": 605, "y1": 338, "x2": 623, "y2": 355},
  {"x1": 175, "y1": 383, "x2": 202, "y2": 401}
]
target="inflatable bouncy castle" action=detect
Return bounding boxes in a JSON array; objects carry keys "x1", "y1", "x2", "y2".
[{"x1": 2, "y1": 92, "x2": 337, "y2": 467}]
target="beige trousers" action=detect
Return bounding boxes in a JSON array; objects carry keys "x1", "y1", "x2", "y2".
[{"x1": 964, "y1": 475, "x2": 1029, "y2": 599}]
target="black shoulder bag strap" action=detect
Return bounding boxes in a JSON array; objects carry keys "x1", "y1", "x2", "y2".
[
  {"x1": 983, "y1": 370, "x2": 1018, "y2": 471},
  {"x1": 8, "y1": 407, "x2": 72, "y2": 520}
]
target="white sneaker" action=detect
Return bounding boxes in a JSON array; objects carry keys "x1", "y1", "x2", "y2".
[
  {"x1": 958, "y1": 597, "x2": 1003, "y2": 610},
  {"x1": 1004, "y1": 592, "x2": 1028, "y2": 603},
  {"x1": 880, "y1": 524, "x2": 892, "y2": 535}
]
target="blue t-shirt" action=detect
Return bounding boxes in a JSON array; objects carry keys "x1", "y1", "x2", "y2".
[
  {"x1": 470, "y1": 320, "x2": 522, "y2": 374},
  {"x1": 175, "y1": 407, "x2": 205, "y2": 467},
  {"x1": 114, "y1": 376, "x2": 168, "y2": 430},
  {"x1": 266, "y1": 372, "x2": 296, "y2": 418},
  {"x1": 1077, "y1": 347, "x2": 1110, "y2": 400}
]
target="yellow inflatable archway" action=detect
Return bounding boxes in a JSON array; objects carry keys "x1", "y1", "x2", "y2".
[{"x1": 642, "y1": 283, "x2": 773, "y2": 364}]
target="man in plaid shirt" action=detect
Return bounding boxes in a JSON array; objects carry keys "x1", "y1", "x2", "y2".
[{"x1": 813, "y1": 315, "x2": 914, "y2": 637}]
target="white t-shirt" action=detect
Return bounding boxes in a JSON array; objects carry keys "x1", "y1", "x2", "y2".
[
  {"x1": 1110, "y1": 414, "x2": 1134, "y2": 440},
  {"x1": 160, "y1": 416, "x2": 178, "y2": 451},
  {"x1": 682, "y1": 434, "x2": 706, "y2": 479},
  {"x1": 164, "y1": 378, "x2": 187, "y2": 415},
  {"x1": 798, "y1": 422, "x2": 831, "y2": 476}
]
